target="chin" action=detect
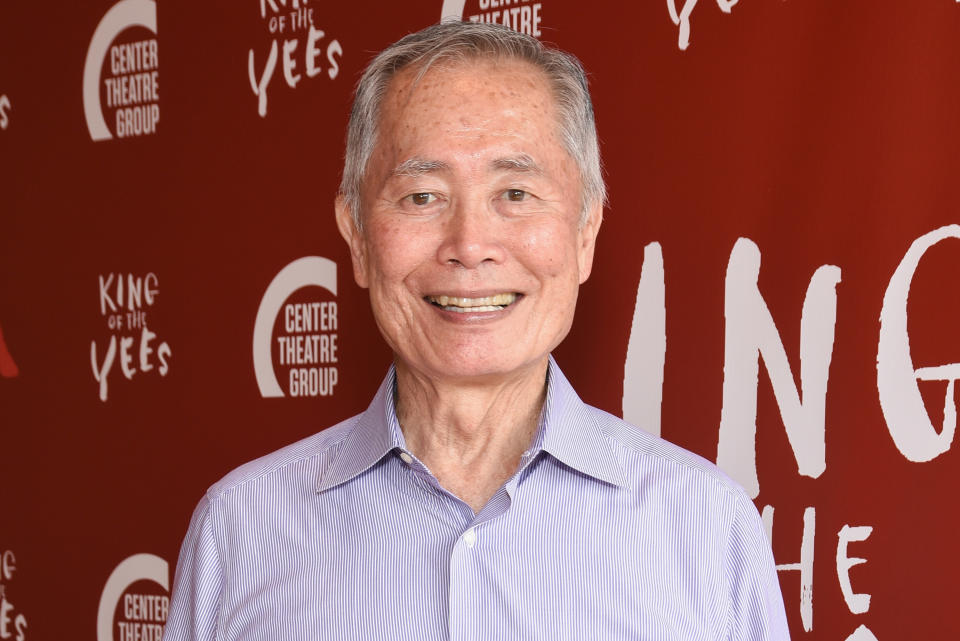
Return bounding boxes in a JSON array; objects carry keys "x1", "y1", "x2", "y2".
[{"x1": 416, "y1": 350, "x2": 549, "y2": 383}]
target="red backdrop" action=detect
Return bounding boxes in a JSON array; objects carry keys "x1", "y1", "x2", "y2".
[{"x1": 2, "y1": 1, "x2": 959, "y2": 639}]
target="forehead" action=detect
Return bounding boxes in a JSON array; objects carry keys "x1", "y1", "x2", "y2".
[
  {"x1": 377, "y1": 56, "x2": 561, "y2": 147},
  {"x1": 387, "y1": 55, "x2": 553, "y2": 100}
]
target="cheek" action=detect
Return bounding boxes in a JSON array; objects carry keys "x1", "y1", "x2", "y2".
[
  {"x1": 363, "y1": 230, "x2": 420, "y2": 344},
  {"x1": 515, "y1": 221, "x2": 580, "y2": 280},
  {"x1": 365, "y1": 221, "x2": 434, "y2": 292}
]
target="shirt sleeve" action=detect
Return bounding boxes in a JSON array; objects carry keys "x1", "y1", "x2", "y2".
[
  {"x1": 724, "y1": 491, "x2": 791, "y2": 641},
  {"x1": 163, "y1": 495, "x2": 224, "y2": 641}
]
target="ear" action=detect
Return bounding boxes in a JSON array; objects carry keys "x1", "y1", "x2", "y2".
[
  {"x1": 335, "y1": 195, "x2": 370, "y2": 289},
  {"x1": 576, "y1": 201, "x2": 603, "y2": 284}
]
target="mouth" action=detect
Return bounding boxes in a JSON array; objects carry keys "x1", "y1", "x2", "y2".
[{"x1": 424, "y1": 292, "x2": 519, "y2": 313}]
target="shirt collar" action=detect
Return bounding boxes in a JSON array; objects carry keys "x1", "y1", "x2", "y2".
[
  {"x1": 536, "y1": 357, "x2": 628, "y2": 488},
  {"x1": 316, "y1": 369, "x2": 406, "y2": 493},
  {"x1": 316, "y1": 356, "x2": 627, "y2": 493}
]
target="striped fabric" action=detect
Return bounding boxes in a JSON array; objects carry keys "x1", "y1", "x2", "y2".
[{"x1": 163, "y1": 357, "x2": 790, "y2": 641}]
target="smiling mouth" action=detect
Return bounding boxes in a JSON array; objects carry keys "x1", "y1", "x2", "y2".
[{"x1": 425, "y1": 293, "x2": 519, "y2": 312}]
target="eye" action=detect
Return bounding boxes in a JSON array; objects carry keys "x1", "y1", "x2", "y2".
[
  {"x1": 505, "y1": 189, "x2": 528, "y2": 202},
  {"x1": 408, "y1": 192, "x2": 436, "y2": 206}
]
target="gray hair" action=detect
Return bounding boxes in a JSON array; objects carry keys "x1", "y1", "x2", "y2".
[{"x1": 339, "y1": 21, "x2": 606, "y2": 228}]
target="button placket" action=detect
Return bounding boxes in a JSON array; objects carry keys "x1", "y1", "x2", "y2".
[{"x1": 448, "y1": 523, "x2": 483, "y2": 641}]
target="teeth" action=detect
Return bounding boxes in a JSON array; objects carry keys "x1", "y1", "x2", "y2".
[{"x1": 427, "y1": 293, "x2": 517, "y2": 310}]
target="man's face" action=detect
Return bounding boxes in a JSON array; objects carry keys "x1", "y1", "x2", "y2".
[{"x1": 336, "y1": 57, "x2": 602, "y2": 382}]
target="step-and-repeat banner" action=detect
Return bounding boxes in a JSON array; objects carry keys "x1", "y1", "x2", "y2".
[{"x1": 2, "y1": 1, "x2": 958, "y2": 639}]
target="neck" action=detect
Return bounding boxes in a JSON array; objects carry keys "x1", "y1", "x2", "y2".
[{"x1": 394, "y1": 357, "x2": 549, "y2": 514}]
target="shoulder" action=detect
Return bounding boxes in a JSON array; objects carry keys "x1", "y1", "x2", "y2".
[
  {"x1": 583, "y1": 407, "x2": 788, "y2": 637},
  {"x1": 588, "y1": 404, "x2": 748, "y2": 504},
  {"x1": 203, "y1": 414, "x2": 359, "y2": 503}
]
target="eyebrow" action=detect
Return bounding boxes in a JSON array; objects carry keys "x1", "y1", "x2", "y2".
[
  {"x1": 490, "y1": 154, "x2": 543, "y2": 175},
  {"x1": 390, "y1": 158, "x2": 449, "y2": 178},
  {"x1": 388, "y1": 154, "x2": 545, "y2": 179}
]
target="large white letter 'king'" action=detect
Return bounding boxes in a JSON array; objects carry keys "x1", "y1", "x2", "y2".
[
  {"x1": 623, "y1": 242, "x2": 666, "y2": 436},
  {"x1": 877, "y1": 225, "x2": 960, "y2": 462},
  {"x1": 717, "y1": 238, "x2": 841, "y2": 498}
]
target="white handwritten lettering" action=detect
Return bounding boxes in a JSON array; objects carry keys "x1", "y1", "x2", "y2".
[
  {"x1": 877, "y1": 224, "x2": 960, "y2": 461},
  {"x1": 717, "y1": 238, "x2": 839, "y2": 498}
]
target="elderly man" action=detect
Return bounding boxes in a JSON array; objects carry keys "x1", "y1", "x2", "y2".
[{"x1": 163, "y1": 21, "x2": 789, "y2": 641}]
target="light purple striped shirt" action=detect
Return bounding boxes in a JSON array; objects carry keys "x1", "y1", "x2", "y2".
[{"x1": 163, "y1": 358, "x2": 789, "y2": 640}]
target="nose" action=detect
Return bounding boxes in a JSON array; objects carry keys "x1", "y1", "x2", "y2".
[{"x1": 436, "y1": 202, "x2": 506, "y2": 269}]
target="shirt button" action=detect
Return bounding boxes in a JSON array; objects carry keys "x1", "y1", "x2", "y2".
[
  {"x1": 463, "y1": 528, "x2": 477, "y2": 548},
  {"x1": 399, "y1": 452, "x2": 413, "y2": 465}
]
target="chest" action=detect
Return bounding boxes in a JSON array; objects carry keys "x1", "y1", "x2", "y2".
[{"x1": 215, "y1": 465, "x2": 728, "y2": 641}]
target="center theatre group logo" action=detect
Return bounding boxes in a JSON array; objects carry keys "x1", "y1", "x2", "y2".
[
  {"x1": 0, "y1": 550, "x2": 27, "y2": 641},
  {"x1": 90, "y1": 273, "x2": 171, "y2": 402},
  {"x1": 83, "y1": 0, "x2": 160, "y2": 141},
  {"x1": 253, "y1": 257, "x2": 339, "y2": 398},
  {"x1": 442, "y1": 0, "x2": 544, "y2": 36},
  {"x1": 97, "y1": 554, "x2": 169, "y2": 641},
  {"x1": 248, "y1": 0, "x2": 344, "y2": 117}
]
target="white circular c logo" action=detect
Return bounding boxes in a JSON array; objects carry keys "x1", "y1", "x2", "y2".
[
  {"x1": 83, "y1": 0, "x2": 157, "y2": 141},
  {"x1": 252, "y1": 256, "x2": 338, "y2": 397},
  {"x1": 96, "y1": 553, "x2": 169, "y2": 641},
  {"x1": 440, "y1": 0, "x2": 467, "y2": 21}
]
